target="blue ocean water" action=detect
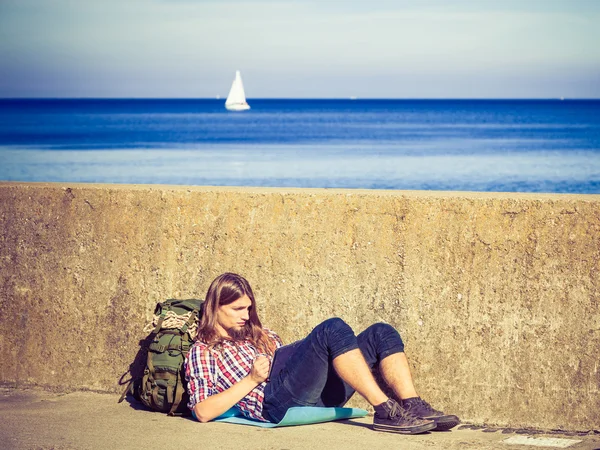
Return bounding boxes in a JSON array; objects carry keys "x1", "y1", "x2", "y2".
[{"x1": 1, "y1": 99, "x2": 599, "y2": 193}]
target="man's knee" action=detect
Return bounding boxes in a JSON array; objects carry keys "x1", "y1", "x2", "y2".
[
  {"x1": 318, "y1": 317, "x2": 353, "y2": 334},
  {"x1": 362, "y1": 322, "x2": 405, "y2": 353},
  {"x1": 313, "y1": 318, "x2": 359, "y2": 360},
  {"x1": 312, "y1": 318, "x2": 357, "y2": 347},
  {"x1": 367, "y1": 322, "x2": 397, "y2": 336}
]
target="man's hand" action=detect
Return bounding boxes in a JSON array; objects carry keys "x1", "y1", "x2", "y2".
[{"x1": 249, "y1": 355, "x2": 270, "y2": 384}]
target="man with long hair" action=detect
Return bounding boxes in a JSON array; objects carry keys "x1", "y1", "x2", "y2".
[{"x1": 185, "y1": 272, "x2": 459, "y2": 435}]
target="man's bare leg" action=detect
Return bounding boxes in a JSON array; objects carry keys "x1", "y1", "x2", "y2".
[
  {"x1": 379, "y1": 352, "x2": 419, "y2": 399},
  {"x1": 333, "y1": 349, "x2": 436, "y2": 434},
  {"x1": 380, "y1": 351, "x2": 460, "y2": 431},
  {"x1": 332, "y1": 348, "x2": 388, "y2": 406}
]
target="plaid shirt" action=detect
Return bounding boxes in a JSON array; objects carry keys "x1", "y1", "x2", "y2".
[{"x1": 185, "y1": 329, "x2": 283, "y2": 421}]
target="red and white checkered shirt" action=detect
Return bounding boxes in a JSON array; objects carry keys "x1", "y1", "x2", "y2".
[{"x1": 185, "y1": 329, "x2": 283, "y2": 421}]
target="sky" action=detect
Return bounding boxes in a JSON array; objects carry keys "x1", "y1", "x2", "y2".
[{"x1": 0, "y1": 0, "x2": 599, "y2": 98}]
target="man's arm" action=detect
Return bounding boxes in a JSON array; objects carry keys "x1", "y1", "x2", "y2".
[{"x1": 194, "y1": 355, "x2": 270, "y2": 422}]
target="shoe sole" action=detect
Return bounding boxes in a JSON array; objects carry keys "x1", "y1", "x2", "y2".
[
  {"x1": 373, "y1": 421, "x2": 436, "y2": 435},
  {"x1": 430, "y1": 415, "x2": 460, "y2": 431}
]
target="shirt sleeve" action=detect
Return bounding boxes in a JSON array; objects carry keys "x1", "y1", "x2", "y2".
[
  {"x1": 265, "y1": 328, "x2": 284, "y2": 350},
  {"x1": 185, "y1": 342, "x2": 217, "y2": 410}
]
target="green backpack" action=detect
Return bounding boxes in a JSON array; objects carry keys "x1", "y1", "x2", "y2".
[{"x1": 120, "y1": 298, "x2": 204, "y2": 416}]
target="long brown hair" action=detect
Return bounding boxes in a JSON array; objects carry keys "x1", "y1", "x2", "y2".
[{"x1": 196, "y1": 273, "x2": 276, "y2": 355}]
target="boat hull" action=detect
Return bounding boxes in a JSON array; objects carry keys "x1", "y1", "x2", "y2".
[{"x1": 225, "y1": 103, "x2": 250, "y2": 111}]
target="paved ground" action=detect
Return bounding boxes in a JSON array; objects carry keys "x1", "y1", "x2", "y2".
[{"x1": 1, "y1": 387, "x2": 598, "y2": 450}]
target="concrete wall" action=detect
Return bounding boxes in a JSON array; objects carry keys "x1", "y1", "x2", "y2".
[{"x1": 0, "y1": 182, "x2": 598, "y2": 431}]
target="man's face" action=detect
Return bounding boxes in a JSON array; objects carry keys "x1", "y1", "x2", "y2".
[{"x1": 215, "y1": 294, "x2": 252, "y2": 339}]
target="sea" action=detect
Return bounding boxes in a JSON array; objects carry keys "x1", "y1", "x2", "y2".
[{"x1": 1, "y1": 98, "x2": 599, "y2": 194}]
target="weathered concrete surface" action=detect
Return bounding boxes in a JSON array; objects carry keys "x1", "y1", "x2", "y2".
[
  {"x1": 0, "y1": 182, "x2": 599, "y2": 432},
  {"x1": 2, "y1": 387, "x2": 598, "y2": 450}
]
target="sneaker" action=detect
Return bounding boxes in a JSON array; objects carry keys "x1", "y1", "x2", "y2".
[
  {"x1": 402, "y1": 397, "x2": 460, "y2": 431},
  {"x1": 373, "y1": 399, "x2": 436, "y2": 434}
]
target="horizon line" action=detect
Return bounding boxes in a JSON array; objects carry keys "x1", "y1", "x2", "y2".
[{"x1": 1, "y1": 97, "x2": 599, "y2": 101}]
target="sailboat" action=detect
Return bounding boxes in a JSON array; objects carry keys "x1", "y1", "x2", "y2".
[{"x1": 225, "y1": 70, "x2": 250, "y2": 111}]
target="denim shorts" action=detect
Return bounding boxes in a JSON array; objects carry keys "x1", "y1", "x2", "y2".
[{"x1": 262, "y1": 318, "x2": 405, "y2": 423}]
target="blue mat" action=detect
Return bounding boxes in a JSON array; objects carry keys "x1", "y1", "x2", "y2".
[{"x1": 211, "y1": 406, "x2": 369, "y2": 428}]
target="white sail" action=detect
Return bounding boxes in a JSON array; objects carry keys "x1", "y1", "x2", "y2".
[{"x1": 225, "y1": 70, "x2": 250, "y2": 111}]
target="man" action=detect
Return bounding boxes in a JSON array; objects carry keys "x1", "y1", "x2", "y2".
[{"x1": 185, "y1": 272, "x2": 459, "y2": 434}]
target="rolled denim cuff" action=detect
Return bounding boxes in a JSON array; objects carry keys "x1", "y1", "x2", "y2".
[{"x1": 330, "y1": 341, "x2": 360, "y2": 360}]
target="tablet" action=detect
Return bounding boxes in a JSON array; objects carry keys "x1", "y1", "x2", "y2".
[{"x1": 267, "y1": 340, "x2": 303, "y2": 381}]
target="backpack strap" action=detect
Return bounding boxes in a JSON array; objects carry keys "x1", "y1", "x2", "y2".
[
  {"x1": 168, "y1": 384, "x2": 184, "y2": 416},
  {"x1": 168, "y1": 360, "x2": 186, "y2": 416},
  {"x1": 179, "y1": 309, "x2": 198, "y2": 335},
  {"x1": 152, "y1": 308, "x2": 167, "y2": 335},
  {"x1": 118, "y1": 380, "x2": 133, "y2": 403}
]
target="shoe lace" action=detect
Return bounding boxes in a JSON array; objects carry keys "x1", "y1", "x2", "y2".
[
  {"x1": 404, "y1": 398, "x2": 438, "y2": 416},
  {"x1": 387, "y1": 400, "x2": 420, "y2": 422}
]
